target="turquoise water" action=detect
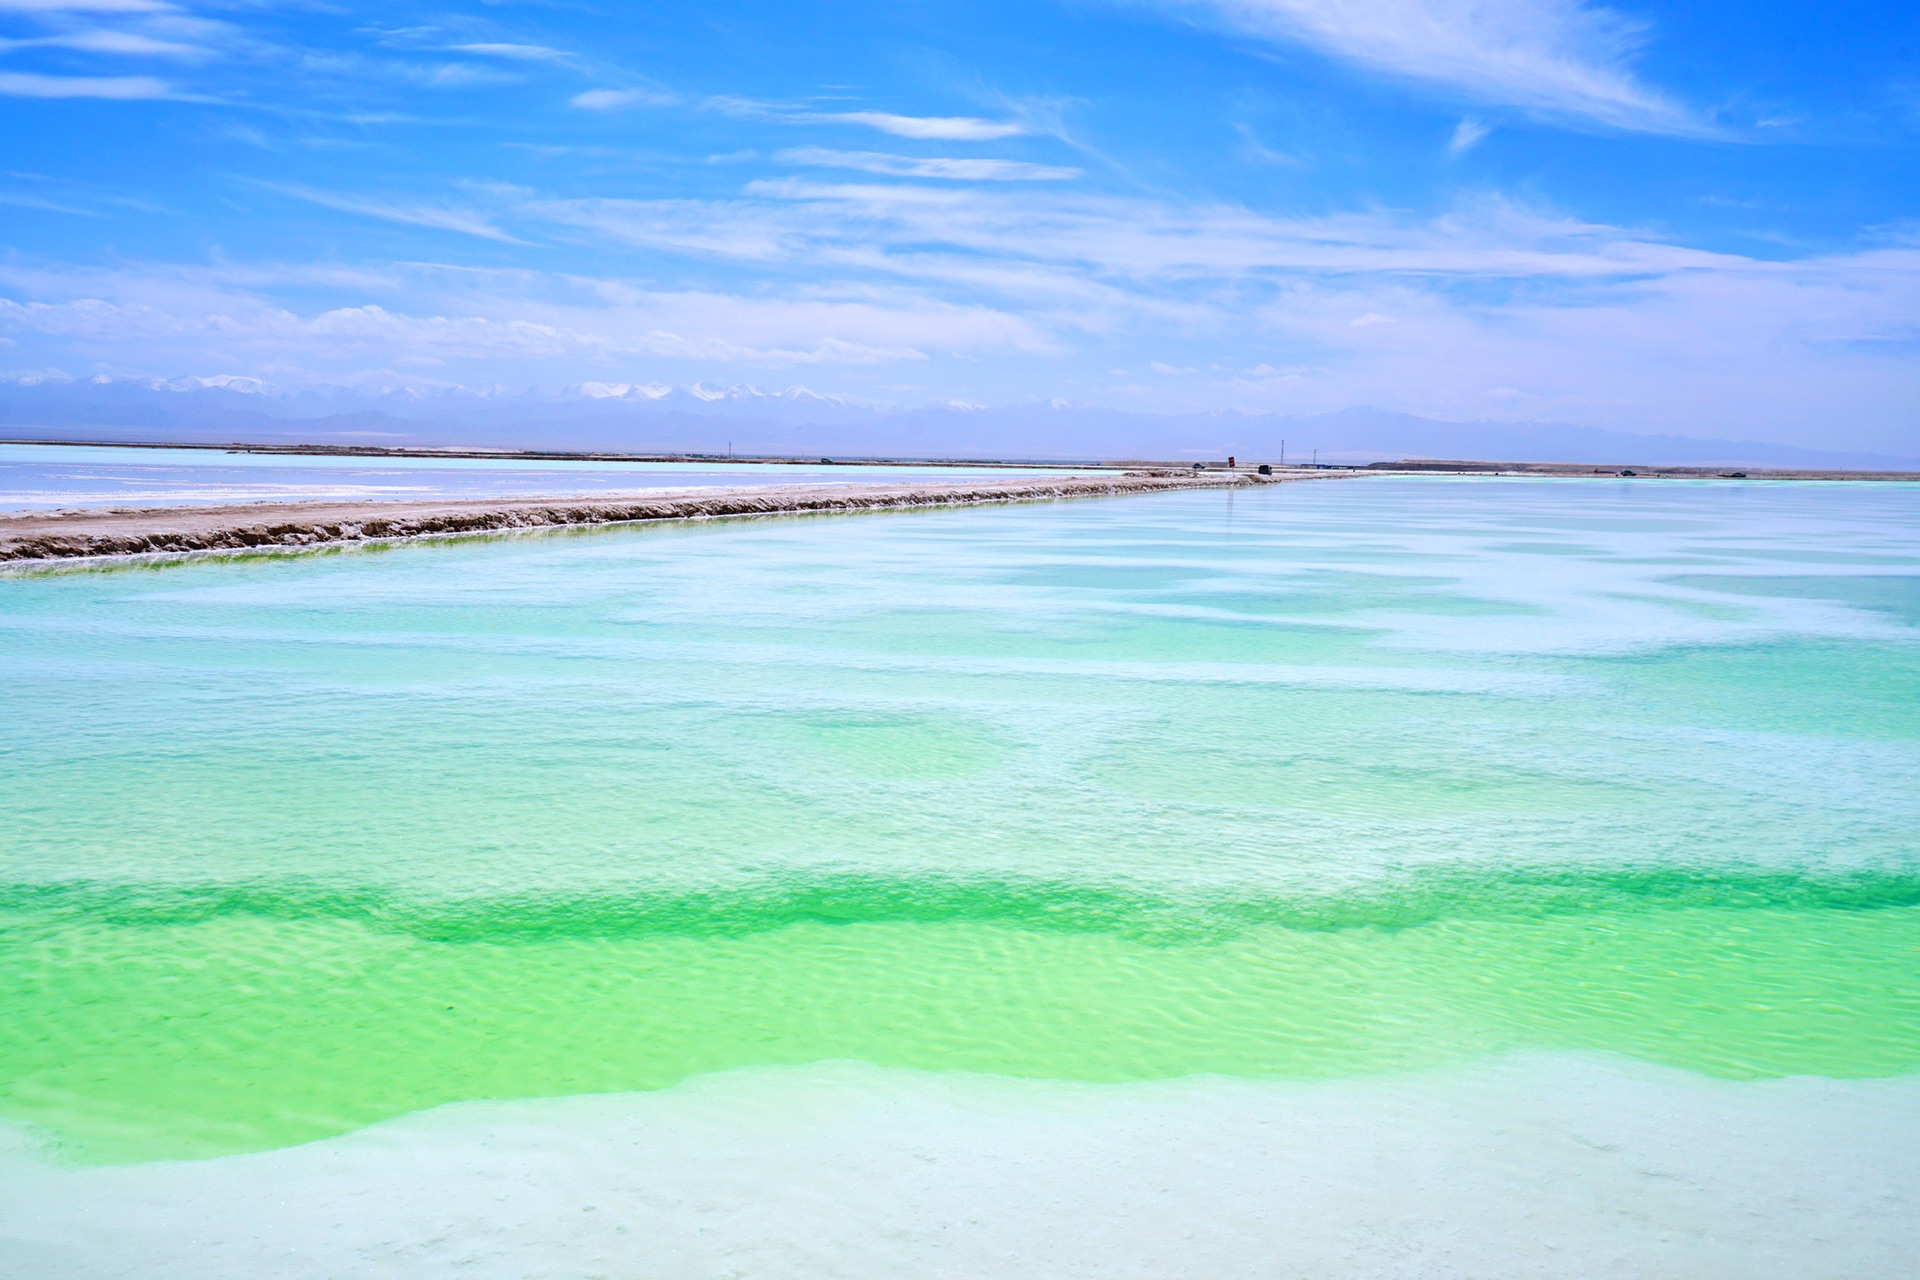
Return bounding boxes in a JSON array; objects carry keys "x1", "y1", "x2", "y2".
[
  {"x1": 1, "y1": 477, "x2": 1917, "y2": 1211},
  {"x1": 0, "y1": 442, "x2": 1052, "y2": 510}
]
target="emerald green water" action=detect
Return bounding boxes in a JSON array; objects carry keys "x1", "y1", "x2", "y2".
[{"x1": 3, "y1": 478, "x2": 1918, "y2": 1164}]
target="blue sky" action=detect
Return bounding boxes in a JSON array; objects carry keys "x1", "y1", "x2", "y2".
[{"x1": 0, "y1": 0, "x2": 1916, "y2": 449}]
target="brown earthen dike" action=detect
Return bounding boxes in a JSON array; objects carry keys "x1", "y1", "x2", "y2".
[{"x1": 0, "y1": 469, "x2": 1304, "y2": 564}]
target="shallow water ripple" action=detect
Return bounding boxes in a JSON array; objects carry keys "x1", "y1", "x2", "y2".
[{"x1": 2, "y1": 477, "x2": 1917, "y2": 1164}]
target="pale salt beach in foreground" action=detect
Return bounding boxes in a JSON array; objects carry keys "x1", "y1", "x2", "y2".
[{"x1": 5, "y1": 1056, "x2": 1916, "y2": 1280}]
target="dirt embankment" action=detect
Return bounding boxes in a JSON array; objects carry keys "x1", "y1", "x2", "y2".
[{"x1": 0, "y1": 470, "x2": 1306, "y2": 563}]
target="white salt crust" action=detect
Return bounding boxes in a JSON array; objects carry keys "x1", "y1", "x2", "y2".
[{"x1": 3, "y1": 1053, "x2": 1916, "y2": 1279}]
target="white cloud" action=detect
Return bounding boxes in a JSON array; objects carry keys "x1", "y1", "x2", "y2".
[
  {"x1": 827, "y1": 111, "x2": 1025, "y2": 140},
  {"x1": 571, "y1": 86, "x2": 676, "y2": 110},
  {"x1": 778, "y1": 148, "x2": 1081, "y2": 182},
  {"x1": 454, "y1": 42, "x2": 568, "y2": 61},
  {"x1": 1449, "y1": 117, "x2": 1491, "y2": 153},
  {"x1": 0, "y1": 181, "x2": 1915, "y2": 448},
  {"x1": 423, "y1": 63, "x2": 515, "y2": 88},
  {"x1": 0, "y1": 258, "x2": 1050, "y2": 381},
  {"x1": 1174, "y1": 0, "x2": 1702, "y2": 133},
  {"x1": 529, "y1": 197, "x2": 800, "y2": 261},
  {"x1": 607, "y1": 179, "x2": 1729, "y2": 284},
  {"x1": 0, "y1": 30, "x2": 208, "y2": 56},
  {"x1": 256, "y1": 183, "x2": 524, "y2": 244},
  {"x1": 531, "y1": 187, "x2": 1919, "y2": 441},
  {"x1": 0, "y1": 189, "x2": 99, "y2": 215},
  {"x1": 704, "y1": 97, "x2": 1029, "y2": 140},
  {"x1": 0, "y1": 0, "x2": 171, "y2": 10},
  {"x1": 0, "y1": 71, "x2": 170, "y2": 97}
]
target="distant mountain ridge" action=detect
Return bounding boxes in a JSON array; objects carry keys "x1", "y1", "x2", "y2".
[{"x1": 1, "y1": 376, "x2": 1911, "y2": 470}]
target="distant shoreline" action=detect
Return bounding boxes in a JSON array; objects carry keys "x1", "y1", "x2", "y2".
[
  {"x1": 1359, "y1": 459, "x2": 1920, "y2": 482},
  {"x1": 0, "y1": 469, "x2": 1305, "y2": 565},
  {"x1": 3, "y1": 437, "x2": 1915, "y2": 481},
  {"x1": 5, "y1": 445, "x2": 1915, "y2": 567},
  {"x1": 0, "y1": 438, "x2": 1119, "y2": 469}
]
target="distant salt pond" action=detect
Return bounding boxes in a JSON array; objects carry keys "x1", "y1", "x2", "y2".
[{"x1": 0, "y1": 442, "x2": 1059, "y2": 510}]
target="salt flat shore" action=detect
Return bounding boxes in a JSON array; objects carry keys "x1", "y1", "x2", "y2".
[
  {"x1": 1366, "y1": 459, "x2": 1920, "y2": 480},
  {"x1": 0, "y1": 468, "x2": 1299, "y2": 563}
]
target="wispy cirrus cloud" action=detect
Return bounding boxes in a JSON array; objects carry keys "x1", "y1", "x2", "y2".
[
  {"x1": 0, "y1": 169, "x2": 164, "y2": 217},
  {"x1": 706, "y1": 96, "x2": 1028, "y2": 141},
  {"x1": 0, "y1": 29, "x2": 209, "y2": 56},
  {"x1": 563, "y1": 178, "x2": 1734, "y2": 282},
  {"x1": 453, "y1": 42, "x2": 568, "y2": 61},
  {"x1": 826, "y1": 111, "x2": 1025, "y2": 140},
  {"x1": 0, "y1": 71, "x2": 170, "y2": 97},
  {"x1": 254, "y1": 182, "x2": 525, "y2": 244},
  {"x1": 779, "y1": 147, "x2": 1081, "y2": 182},
  {"x1": 528, "y1": 196, "x2": 799, "y2": 261},
  {"x1": 570, "y1": 85, "x2": 676, "y2": 110},
  {"x1": 0, "y1": 189, "x2": 100, "y2": 215},
  {"x1": 0, "y1": 259, "x2": 1041, "y2": 374},
  {"x1": 503, "y1": 180, "x2": 1920, "y2": 428},
  {"x1": 1169, "y1": 0, "x2": 1704, "y2": 134},
  {"x1": 0, "y1": 0, "x2": 172, "y2": 11},
  {"x1": 1449, "y1": 117, "x2": 1491, "y2": 153},
  {"x1": 1, "y1": 195, "x2": 1913, "y2": 443}
]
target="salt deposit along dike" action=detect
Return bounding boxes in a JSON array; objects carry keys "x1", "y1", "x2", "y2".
[{"x1": 0, "y1": 469, "x2": 1309, "y2": 563}]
